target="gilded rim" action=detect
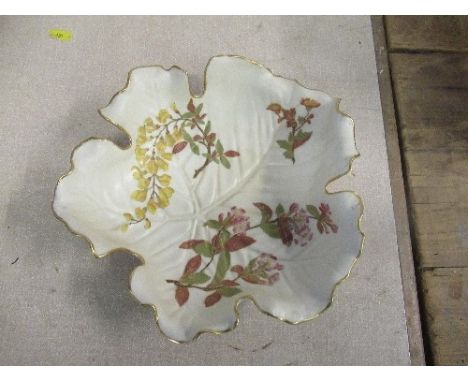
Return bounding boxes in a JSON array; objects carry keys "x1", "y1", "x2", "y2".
[{"x1": 52, "y1": 54, "x2": 365, "y2": 344}]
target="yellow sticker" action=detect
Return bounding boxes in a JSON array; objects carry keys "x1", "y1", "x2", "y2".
[{"x1": 48, "y1": 29, "x2": 72, "y2": 42}]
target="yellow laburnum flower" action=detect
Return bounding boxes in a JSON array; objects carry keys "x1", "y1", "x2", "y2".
[
  {"x1": 123, "y1": 213, "x2": 133, "y2": 221},
  {"x1": 164, "y1": 133, "x2": 175, "y2": 146},
  {"x1": 135, "y1": 147, "x2": 146, "y2": 156},
  {"x1": 157, "y1": 174, "x2": 171, "y2": 186},
  {"x1": 136, "y1": 135, "x2": 147, "y2": 145},
  {"x1": 157, "y1": 109, "x2": 170, "y2": 124},
  {"x1": 144, "y1": 118, "x2": 154, "y2": 127},
  {"x1": 158, "y1": 194, "x2": 169, "y2": 208},
  {"x1": 138, "y1": 126, "x2": 146, "y2": 135},
  {"x1": 155, "y1": 139, "x2": 166, "y2": 152},
  {"x1": 147, "y1": 198, "x2": 158, "y2": 214},
  {"x1": 120, "y1": 224, "x2": 129, "y2": 232},
  {"x1": 160, "y1": 152, "x2": 172, "y2": 161},
  {"x1": 173, "y1": 128, "x2": 183, "y2": 141},
  {"x1": 130, "y1": 189, "x2": 147, "y2": 202},
  {"x1": 158, "y1": 188, "x2": 173, "y2": 208},
  {"x1": 156, "y1": 158, "x2": 169, "y2": 171},
  {"x1": 144, "y1": 118, "x2": 156, "y2": 133},
  {"x1": 145, "y1": 160, "x2": 158, "y2": 174},
  {"x1": 171, "y1": 102, "x2": 178, "y2": 113},
  {"x1": 135, "y1": 147, "x2": 147, "y2": 163},
  {"x1": 135, "y1": 207, "x2": 146, "y2": 220},
  {"x1": 160, "y1": 187, "x2": 175, "y2": 200},
  {"x1": 132, "y1": 168, "x2": 142, "y2": 180},
  {"x1": 137, "y1": 177, "x2": 150, "y2": 189},
  {"x1": 144, "y1": 219, "x2": 152, "y2": 229}
]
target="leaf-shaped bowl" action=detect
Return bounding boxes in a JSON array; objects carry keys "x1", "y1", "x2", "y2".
[{"x1": 53, "y1": 55, "x2": 364, "y2": 343}]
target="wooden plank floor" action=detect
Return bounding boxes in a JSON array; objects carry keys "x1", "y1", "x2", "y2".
[{"x1": 385, "y1": 16, "x2": 468, "y2": 365}]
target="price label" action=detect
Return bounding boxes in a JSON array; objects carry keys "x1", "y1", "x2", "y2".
[{"x1": 48, "y1": 29, "x2": 72, "y2": 42}]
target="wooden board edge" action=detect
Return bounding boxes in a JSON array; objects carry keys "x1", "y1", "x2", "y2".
[{"x1": 371, "y1": 15, "x2": 426, "y2": 366}]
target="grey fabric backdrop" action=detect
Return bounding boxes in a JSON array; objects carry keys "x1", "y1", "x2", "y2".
[{"x1": 0, "y1": 16, "x2": 410, "y2": 365}]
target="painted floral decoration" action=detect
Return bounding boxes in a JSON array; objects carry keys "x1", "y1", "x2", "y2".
[
  {"x1": 267, "y1": 97, "x2": 321, "y2": 163},
  {"x1": 53, "y1": 56, "x2": 363, "y2": 343},
  {"x1": 122, "y1": 98, "x2": 239, "y2": 230},
  {"x1": 167, "y1": 202, "x2": 338, "y2": 308}
]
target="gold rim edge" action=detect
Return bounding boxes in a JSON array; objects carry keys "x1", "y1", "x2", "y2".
[{"x1": 51, "y1": 54, "x2": 365, "y2": 344}]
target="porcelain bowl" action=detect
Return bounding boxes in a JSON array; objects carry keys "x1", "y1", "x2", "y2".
[{"x1": 53, "y1": 56, "x2": 363, "y2": 343}]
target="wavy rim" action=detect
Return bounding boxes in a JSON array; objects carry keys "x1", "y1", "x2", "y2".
[{"x1": 52, "y1": 54, "x2": 365, "y2": 344}]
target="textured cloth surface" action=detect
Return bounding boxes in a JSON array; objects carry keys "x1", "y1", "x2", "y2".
[{"x1": 0, "y1": 16, "x2": 409, "y2": 365}]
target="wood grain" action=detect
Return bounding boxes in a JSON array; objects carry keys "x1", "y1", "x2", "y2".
[
  {"x1": 371, "y1": 16, "x2": 425, "y2": 365},
  {"x1": 421, "y1": 268, "x2": 468, "y2": 365},
  {"x1": 410, "y1": 202, "x2": 468, "y2": 268},
  {"x1": 390, "y1": 53, "x2": 468, "y2": 268},
  {"x1": 386, "y1": 15, "x2": 468, "y2": 365},
  {"x1": 390, "y1": 53, "x2": 468, "y2": 151},
  {"x1": 386, "y1": 16, "x2": 468, "y2": 52}
]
